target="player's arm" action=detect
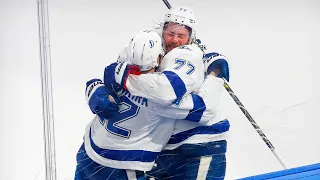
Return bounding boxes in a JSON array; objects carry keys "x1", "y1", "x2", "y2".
[
  {"x1": 104, "y1": 44, "x2": 204, "y2": 105},
  {"x1": 124, "y1": 72, "x2": 180, "y2": 104},
  {"x1": 143, "y1": 50, "x2": 230, "y2": 125},
  {"x1": 85, "y1": 79, "x2": 119, "y2": 119},
  {"x1": 146, "y1": 74, "x2": 224, "y2": 125}
]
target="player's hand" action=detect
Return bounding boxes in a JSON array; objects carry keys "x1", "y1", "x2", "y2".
[
  {"x1": 85, "y1": 79, "x2": 119, "y2": 119},
  {"x1": 104, "y1": 62, "x2": 141, "y2": 90},
  {"x1": 204, "y1": 52, "x2": 230, "y2": 82}
]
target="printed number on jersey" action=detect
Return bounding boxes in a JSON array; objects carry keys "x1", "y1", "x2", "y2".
[
  {"x1": 99, "y1": 95, "x2": 140, "y2": 138},
  {"x1": 173, "y1": 59, "x2": 195, "y2": 75}
]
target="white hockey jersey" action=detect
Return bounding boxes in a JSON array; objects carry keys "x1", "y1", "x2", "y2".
[
  {"x1": 84, "y1": 75, "x2": 225, "y2": 171},
  {"x1": 123, "y1": 32, "x2": 230, "y2": 150},
  {"x1": 125, "y1": 44, "x2": 205, "y2": 105},
  {"x1": 164, "y1": 52, "x2": 231, "y2": 149}
]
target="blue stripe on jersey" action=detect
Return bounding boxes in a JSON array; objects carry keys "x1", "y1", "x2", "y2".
[
  {"x1": 184, "y1": 93, "x2": 206, "y2": 122},
  {"x1": 163, "y1": 71, "x2": 187, "y2": 100},
  {"x1": 89, "y1": 128, "x2": 159, "y2": 162},
  {"x1": 168, "y1": 119, "x2": 230, "y2": 144}
]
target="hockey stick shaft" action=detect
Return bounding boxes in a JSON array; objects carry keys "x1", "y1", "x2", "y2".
[
  {"x1": 162, "y1": 0, "x2": 172, "y2": 9},
  {"x1": 223, "y1": 78, "x2": 287, "y2": 169},
  {"x1": 161, "y1": 0, "x2": 287, "y2": 170}
]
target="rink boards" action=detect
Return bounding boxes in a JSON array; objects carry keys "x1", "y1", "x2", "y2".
[{"x1": 239, "y1": 163, "x2": 320, "y2": 180}]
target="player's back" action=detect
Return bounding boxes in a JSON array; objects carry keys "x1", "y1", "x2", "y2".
[{"x1": 84, "y1": 89, "x2": 175, "y2": 171}]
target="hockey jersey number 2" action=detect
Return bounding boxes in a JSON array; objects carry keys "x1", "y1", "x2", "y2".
[{"x1": 100, "y1": 95, "x2": 140, "y2": 139}]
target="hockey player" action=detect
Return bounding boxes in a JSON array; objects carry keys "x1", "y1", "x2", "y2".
[
  {"x1": 75, "y1": 31, "x2": 226, "y2": 180},
  {"x1": 102, "y1": 6, "x2": 230, "y2": 179}
]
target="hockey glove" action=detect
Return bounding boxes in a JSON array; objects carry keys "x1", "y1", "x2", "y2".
[
  {"x1": 204, "y1": 52, "x2": 230, "y2": 82},
  {"x1": 85, "y1": 79, "x2": 119, "y2": 119},
  {"x1": 195, "y1": 39, "x2": 207, "y2": 52},
  {"x1": 104, "y1": 62, "x2": 141, "y2": 90}
]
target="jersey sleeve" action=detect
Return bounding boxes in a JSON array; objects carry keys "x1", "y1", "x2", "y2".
[
  {"x1": 125, "y1": 44, "x2": 205, "y2": 105},
  {"x1": 145, "y1": 75, "x2": 225, "y2": 125}
]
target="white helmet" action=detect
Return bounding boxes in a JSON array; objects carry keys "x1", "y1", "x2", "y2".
[
  {"x1": 118, "y1": 31, "x2": 164, "y2": 71},
  {"x1": 162, "y1": 6, "x2": 196, "y2": 43}
]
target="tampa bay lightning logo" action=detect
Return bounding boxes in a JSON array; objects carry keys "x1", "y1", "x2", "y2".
[{"x1": 149, "y1": 40, "x2": 154, "y2": 48}]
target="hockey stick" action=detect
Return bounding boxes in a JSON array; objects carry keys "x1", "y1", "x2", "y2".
[
  {"x1": 223, "y1": 78, "x2": 287, "y2": 169},
  {"x1": 161, "y1": 0, "x2": 287, "y2": 170},
  {"x1": 162, "y1": 0, "x2": 172, "y2": 9}
]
